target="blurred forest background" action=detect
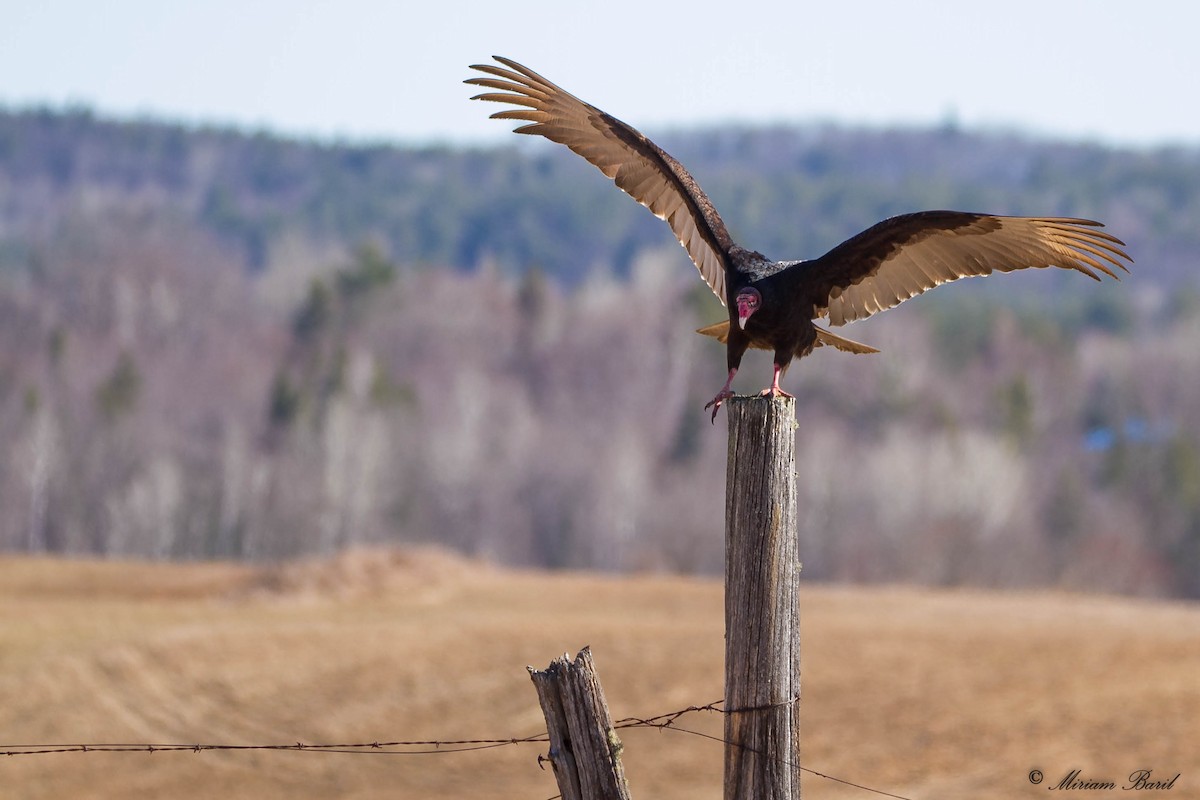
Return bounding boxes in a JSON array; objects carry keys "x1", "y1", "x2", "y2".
[{"x1": 1, "y1": 108, "x2": 1198, "y2": 598}]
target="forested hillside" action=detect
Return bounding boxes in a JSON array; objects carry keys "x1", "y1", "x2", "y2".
[
  {"x1": 1, "y1": 107, "x2": 1198, "y2": 597},
  {"x1": 4, "y1": 108, "x2": 1197, "y2": 285}
]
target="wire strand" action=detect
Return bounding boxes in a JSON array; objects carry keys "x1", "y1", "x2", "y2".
[{"x1": 1, "y1": 698, "x2": 911, "y2": 799}]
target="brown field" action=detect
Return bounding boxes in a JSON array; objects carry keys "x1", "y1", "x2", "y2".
[{"x1": 1, "y1": 548, "x2": 1197, "y2": 800}]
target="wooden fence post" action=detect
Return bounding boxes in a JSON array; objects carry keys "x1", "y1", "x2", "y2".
[
  {"x1": 724, "y1": 395, "x2": 801, "y2": 800},
  {"x1": 528, "y1": 647, "x2": 633, "y2": 800}
]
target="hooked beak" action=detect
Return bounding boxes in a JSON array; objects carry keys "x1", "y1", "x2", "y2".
[{"x1": 737, "y1": 312, "x2": 751, "y2": 330}]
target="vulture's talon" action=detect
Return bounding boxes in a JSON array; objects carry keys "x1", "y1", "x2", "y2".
[{"x1": 704, "y1": 390, "x2": 735, "y2": 424}]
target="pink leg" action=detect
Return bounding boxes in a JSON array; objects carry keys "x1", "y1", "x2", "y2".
[
  {"x1": 759, "y1": 363, "x2": 795, "y2": 399},
  {"x1": 704, "y1": 368, "x2": 738, "y2": 424}
]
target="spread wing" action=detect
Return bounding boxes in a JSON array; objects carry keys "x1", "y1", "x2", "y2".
[
  {"x1": 467, "y1": 56, "x2": 735, "y2": 304},
  {"x1": 808, "y1": 212, "x2": 1132, "y2": 326}
]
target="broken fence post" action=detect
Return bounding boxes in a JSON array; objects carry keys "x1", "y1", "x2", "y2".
[{"x1": 528, "y1": 647, "x2": 633, "y2": 800}]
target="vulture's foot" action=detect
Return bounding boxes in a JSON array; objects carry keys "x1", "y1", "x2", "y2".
[
  {"x1": 758, "y1": 386, "x2": 795, "y2": 400},
  {"x1": 705, "y1": 368, "x2": 738, "y2": 424},
  {"x1": 760, "y1": 364, "x2": 793, "y2": 400},
  {"x1": 704, "y1": 389, "x2": 735, "y2": 424}
]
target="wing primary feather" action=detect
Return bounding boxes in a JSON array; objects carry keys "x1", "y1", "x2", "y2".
[
  {"x1": 471, "y1": 92, "x2": 542, "y2": 108},
  {"x1": 466, "y1": 76, "x2": 551, "y2": 99},
  {"x1": 490, "y1": 110, "x2": 543, "y2": 123}
]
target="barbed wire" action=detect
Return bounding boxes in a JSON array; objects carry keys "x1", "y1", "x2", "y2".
[
  {"x1": 0, "y1": 737, "x2": 547, "y2": 757},
  {"x1": 614, "y1": 699, "x2": 913, "y2": 800},
  {"x1": 1, "y1": 698, "x2": 911, "y2": 799}
]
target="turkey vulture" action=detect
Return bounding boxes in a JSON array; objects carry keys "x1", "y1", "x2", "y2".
[{"x1": 466, "y1": 57, "x2": 1132, "y2": 421}]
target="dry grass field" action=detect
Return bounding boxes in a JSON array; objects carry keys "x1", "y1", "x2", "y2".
[{"x1": 1, "y1": 548, "x2": 1197, "y2": 800}]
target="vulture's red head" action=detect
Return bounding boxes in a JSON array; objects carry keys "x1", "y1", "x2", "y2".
[{"x1": 735, "y1": 288, "x2": 761, "y2": 330}]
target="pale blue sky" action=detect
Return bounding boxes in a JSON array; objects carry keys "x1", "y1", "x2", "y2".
[{"x1": 2, "y1": 0, "x2": 1196, "y2": 148}]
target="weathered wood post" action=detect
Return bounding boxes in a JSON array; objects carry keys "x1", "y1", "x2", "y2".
[
  {"x1": 724, "y1": 395, "x2": 801, "y2": 800},
  {"x1": 529, "y1": 647, "x2": 633, "y2": 800}
]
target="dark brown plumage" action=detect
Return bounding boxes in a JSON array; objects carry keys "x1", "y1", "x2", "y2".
[{"x1": 467, "y1": 57, "x2": 1132, "y2": 420}]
